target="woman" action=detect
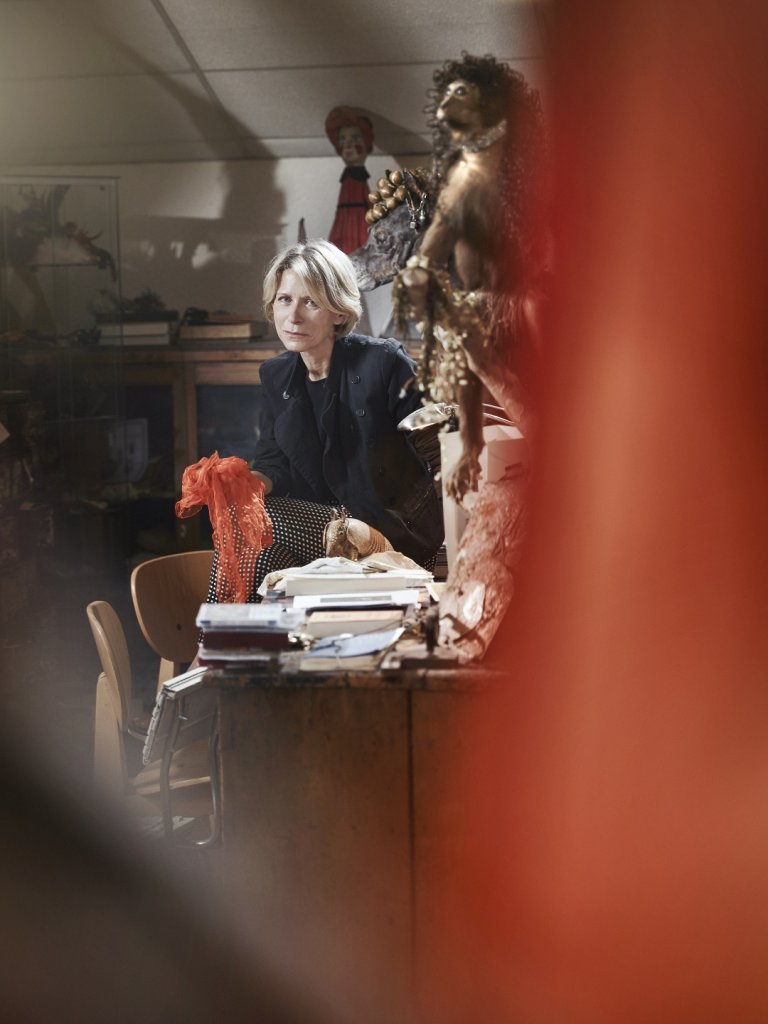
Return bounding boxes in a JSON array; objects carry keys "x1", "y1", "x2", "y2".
[{"x1": 207, "y1": 239, "x2": 443, "y2": 602}]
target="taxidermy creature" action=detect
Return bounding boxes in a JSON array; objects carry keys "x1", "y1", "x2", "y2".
[{"x1": 323, "y1": 508, "x2": 393, "y2": 560}]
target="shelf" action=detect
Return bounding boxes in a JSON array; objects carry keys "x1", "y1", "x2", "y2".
[{"x1": 26, "y1": 261, "x2": 105, "y2": 269}]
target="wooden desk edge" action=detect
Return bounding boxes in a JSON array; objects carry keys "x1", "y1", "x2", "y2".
[{"x1": 202, "y1": 664, "x2": 508, "y2": 693}]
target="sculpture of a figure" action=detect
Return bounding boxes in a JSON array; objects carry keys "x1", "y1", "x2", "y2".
[
  {"x1": 380, "y1": 54, "x2": 547, "y2": 661},
  {"x1": 324, "y1": 107, "x2": 375, "y2": 254},
  {"x1": 393, "y1": 53, "x2": 546, "y2": 503}
]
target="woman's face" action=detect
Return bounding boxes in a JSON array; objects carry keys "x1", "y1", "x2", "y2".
[{"x1": 272, "y1": 268, "x2": 343, "y2": 361}]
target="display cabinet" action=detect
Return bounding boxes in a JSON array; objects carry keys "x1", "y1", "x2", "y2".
[
  {"x1": 0, "y1": 178, "x2": 297, "y2": 607},
  {"x1": 0, "y1": 175, "x2": 125, "y2": 604}
]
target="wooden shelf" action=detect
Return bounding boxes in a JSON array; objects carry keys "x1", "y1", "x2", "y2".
[
  {"x1": 16, "y1": 340, "x2": 281, "y2": 365},
  {"x1": 16, "y1": 341, "x2": 278, "y2": 550}
]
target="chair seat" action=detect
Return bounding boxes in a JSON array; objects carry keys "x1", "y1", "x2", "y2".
[
  {"x1": 129, "y1": 737, "x2": 213, "y2": 820},
  {"x1": 126, "y1": 709, "x2": 152, "y2": 740},
  {"x1": 124, "y1": 782, "x2": 214, "y2": 822},
  {"x1": 129, "y1": 736, "x2": 211, "y2": 796}
]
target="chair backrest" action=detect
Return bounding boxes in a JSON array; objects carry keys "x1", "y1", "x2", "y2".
[
  {"x1": 87, "y1": 601, "x2": 134, "y2": 795},
  {"x1": 87, "y1": 600, "x2": 132, "y2": 729},
  {"x1": 87, "y1": 600, "x2": 215, "y2": 823},
  {"x1": 130, "y1": 550, "x2": 214, "y2": 684}
]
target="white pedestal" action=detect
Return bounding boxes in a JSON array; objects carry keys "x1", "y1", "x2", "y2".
[{"x1": 439, "y1": 425, "x2": 528, "y2": 573}]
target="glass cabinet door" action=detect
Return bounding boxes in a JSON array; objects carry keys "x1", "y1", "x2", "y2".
[{"x1": 0, "y1": 176, "x2": 126, "y2": 584}]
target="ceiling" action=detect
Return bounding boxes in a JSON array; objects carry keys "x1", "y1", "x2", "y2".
[{"x1": 0, "y1": 0, "x2": 549, "y2": 167}]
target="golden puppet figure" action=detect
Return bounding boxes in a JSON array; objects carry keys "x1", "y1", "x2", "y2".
[
  {"x1": 394, "y1": 53, "x2": 546, "y2": 503},
  {"x1": 392, "y1": 54, "x2": 547, "y2": 660}
]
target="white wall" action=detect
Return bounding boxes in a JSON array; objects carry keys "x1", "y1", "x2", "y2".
[{"x1": 14, "y1": 152, "x2": 417, "y2": 337}]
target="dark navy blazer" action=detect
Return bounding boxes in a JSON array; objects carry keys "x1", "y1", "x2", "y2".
[{"x1": 252, "y1": 333, "x2": 443, "y2": 563}]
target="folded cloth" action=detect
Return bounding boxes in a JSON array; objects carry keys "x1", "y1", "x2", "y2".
[{"x1": 175, "y1": 452, "x2": 272, "y2": 603}]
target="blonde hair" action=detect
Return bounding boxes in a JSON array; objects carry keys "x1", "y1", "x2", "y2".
[{"x1": 263, "y1": 239, "x2": 363, "y2": 337}]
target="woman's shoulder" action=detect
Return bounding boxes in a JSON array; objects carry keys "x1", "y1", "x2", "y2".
[
  {"x1": 259, "y1": 350, "x2": 297, "y2": 384},
  {"x1": 340, "y1": 333, "x2": 408, "y2": 360}
]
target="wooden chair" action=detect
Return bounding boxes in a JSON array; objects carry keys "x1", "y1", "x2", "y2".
[
  {"x1": 130, "y1": 549, "x2": 214, "y2": 690},
  {"x1": 87, "y1": 599, "x2": 215, "y2": 843}
]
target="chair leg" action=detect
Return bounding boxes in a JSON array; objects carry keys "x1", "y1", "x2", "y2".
[{"x1": 159, "y1": 729, "x2": 220, "y2": 849}]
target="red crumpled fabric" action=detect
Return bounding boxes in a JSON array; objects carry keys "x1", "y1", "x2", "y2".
[{"x1": 175, "y1": 452, "x2": 273, "y2": 603}]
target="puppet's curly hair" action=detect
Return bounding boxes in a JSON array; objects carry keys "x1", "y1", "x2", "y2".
[
  {"x1": 426, "y1": 52, "x2": 542, "y2": 180},
  {"x1": 428, "y1": 53, "x2": 513, "y2": 131}
]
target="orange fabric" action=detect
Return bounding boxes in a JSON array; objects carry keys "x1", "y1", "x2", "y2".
[{"x1": 175, "y1": 452, "x2": 273, "y2": 603}]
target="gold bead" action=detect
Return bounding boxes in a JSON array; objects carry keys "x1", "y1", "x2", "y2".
[
  {"x1": 384, "y1": 196, "x2": 398, "y2": 210},
  {"x1": 394, "y1": 185, "x2": 407, "y2": 202},
  {"x1": 371, "y1": 205, "x2": 386, "y2": 221},
  {"x1": 368, "y1": 191, "x2": 380, "y2": 204},
  {"x1": 378, "y1": 183, "x2": 393, "y2": 198},
  {"x1": 389, "y1": 170, "x2": 404, "y2": 186},
  {"x1": 365, "y1": 210, "x2": 376, "y2": 225},
  {"x1": 377, "y1": 177, "x2": 390, "y2": 191}
]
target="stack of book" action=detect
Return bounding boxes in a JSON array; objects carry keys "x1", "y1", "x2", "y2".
[
  {"x1": 178, "y1": 313, "x2": 266, "y2": 343},
  {"x1": 97, "y1": 315, "x2": 178, "y2": 347},
  {"x1": 195, "y1": 603, "x2": 305, "y2": 666}
]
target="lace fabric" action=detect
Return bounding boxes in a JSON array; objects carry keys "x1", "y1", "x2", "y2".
[{"x1": 175, "y1": 452, "x2": 273, "y2": 603}]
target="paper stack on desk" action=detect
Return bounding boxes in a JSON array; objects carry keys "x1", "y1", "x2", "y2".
[
  {"x1": 258, "y1": 554, "x2": 432, "y2": 599},
  {"x1": 304, "y1": 608, "x2": 405, "y2": 638},
  {"x1": 298, "y1": 627, "x2": 405, "y2": 672},
  {"x1": 283, "y1": 568, "x2": 431, "y2": 597},
  {"x1": 291, "y1": 588, "x2": 421, "y2": 611}
]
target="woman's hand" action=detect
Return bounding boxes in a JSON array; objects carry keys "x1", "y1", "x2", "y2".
[{"x1": 252, "y1": 470, "x2": 273, "y2": 495}]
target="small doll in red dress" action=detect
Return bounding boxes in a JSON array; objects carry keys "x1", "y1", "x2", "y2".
[{"x1": 324, "y1": 107, "x2": 374, "y2": 254}]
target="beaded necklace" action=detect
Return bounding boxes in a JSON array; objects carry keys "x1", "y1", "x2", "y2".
[{"x1": 459, "y1": 118, "x2": 507, "y2": 154}]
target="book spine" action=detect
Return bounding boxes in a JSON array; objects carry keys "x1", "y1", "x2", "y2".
[
  {"x1": 178, "y1": 323, "x2": 261, "y2": 339},
  {"x1": 97, "y1": 335, "x2": 171, "y2": 346},
  {"x1": 99, "y1": 322, "x2": 173, "y2": 337}
]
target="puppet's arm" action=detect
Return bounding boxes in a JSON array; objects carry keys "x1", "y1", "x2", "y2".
[{"x1": 443, "y1": 370, "x2": 485, "y2": 504}]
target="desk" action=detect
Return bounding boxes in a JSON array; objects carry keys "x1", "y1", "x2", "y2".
[{"x1": 206, "y1": 662, "x2": 504, "y2": 1024}]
